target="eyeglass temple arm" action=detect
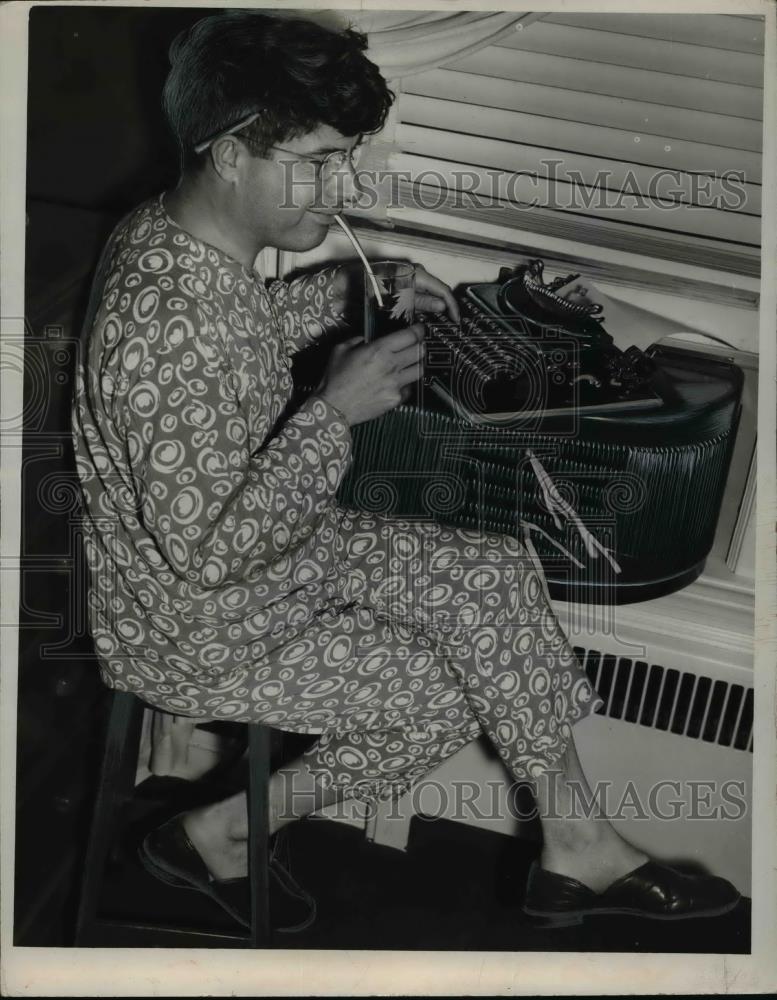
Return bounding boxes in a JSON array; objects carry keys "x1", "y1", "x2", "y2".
[{"x1": 193, "y1": 111, "x2": 262, "y2": 156}]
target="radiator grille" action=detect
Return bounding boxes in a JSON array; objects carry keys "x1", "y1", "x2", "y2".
[{"x1": 574, "y1": 647, "x2": 753, "y2": 752}]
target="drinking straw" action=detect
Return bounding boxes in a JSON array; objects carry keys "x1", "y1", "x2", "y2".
[{"x1": 333, "y1": 213, "x2": 385, "y2": 307}]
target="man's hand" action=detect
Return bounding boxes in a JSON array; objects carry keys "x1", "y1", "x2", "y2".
[
  {"x1": 413, "y1": 264, "x2": 460, "y2": 323},
  {"x1": 317, "y1": 324, "x2": 425, "y2": 426},
  {"x1": 331, "y1": 262, "x2": 460, "y2": 325}
]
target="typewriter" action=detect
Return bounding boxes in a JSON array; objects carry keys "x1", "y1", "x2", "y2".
[
  {"x1": 333, "y1": 259, "x2": 744, "y2": 604},
  {"x1": 421, "y1": 259, "x2": 675, "y2": 422}
]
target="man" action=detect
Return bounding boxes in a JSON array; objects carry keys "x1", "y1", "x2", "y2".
[{"x1": 72, "y1": 10, "x2": 739, "y2": 933}]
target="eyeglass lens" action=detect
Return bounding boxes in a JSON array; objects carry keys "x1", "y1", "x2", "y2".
[{"x1": 321, "y1": 146, "x2": 362, "y2": 179}]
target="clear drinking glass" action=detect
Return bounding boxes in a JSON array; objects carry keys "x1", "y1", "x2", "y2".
[{"x1": 363, "y1": 261, "x2": 416, "y2": 343}]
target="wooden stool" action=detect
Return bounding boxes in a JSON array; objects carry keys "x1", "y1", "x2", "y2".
[{"x1": 75, "y1": 690, "x2": 272, "y2": 947}]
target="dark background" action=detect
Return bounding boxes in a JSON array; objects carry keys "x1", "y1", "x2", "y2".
[{"x1": 27, "y1": 5, "x2": 210, "y2": 211}]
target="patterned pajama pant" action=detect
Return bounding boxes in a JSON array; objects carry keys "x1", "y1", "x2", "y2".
[{"x1": 202, "y1": 510, "x2": 602, "y2": 806}]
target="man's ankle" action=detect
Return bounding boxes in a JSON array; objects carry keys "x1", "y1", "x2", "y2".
[{"x1": 540, "y1": 818, "x2": 613, "y2": 857}]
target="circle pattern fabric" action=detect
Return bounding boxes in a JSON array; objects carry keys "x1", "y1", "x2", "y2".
[{"x1": 73, "y1": 194, "x2": 602, "y2": 806}]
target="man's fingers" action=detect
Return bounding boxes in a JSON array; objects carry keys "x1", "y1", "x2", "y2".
[
  {"x1": 415, "y1": 294, "x2": 444, "y2": 312},
  {"x1": 415, "y1": 269, "x2": 460, "y2": 323},
  {"x1": 396, "y1": 362, "x2": 422, "y2": 387},
  {"x1": 415, "y1": 293, "x2": 453, "y2": 317},
  {"x1": 392, "y1": 341, "x2": 424, "y2": 371},
  {"x1": 379, "y1": 324, "x2": 425, "y2": 352}
]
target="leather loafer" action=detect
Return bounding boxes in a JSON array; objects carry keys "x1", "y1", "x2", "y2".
[
  {"x1": 523, "y1": 860, "x2": 741, "y2": 927},
  {"x1": 139, "y1": 815, "x2": 316, "y2": 933}
]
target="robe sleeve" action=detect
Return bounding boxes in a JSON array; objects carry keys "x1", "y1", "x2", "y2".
[
  {"x1": 113, "y1": 314, "x2": 352, "y2": 590},
  {"x1": 266, "y1": 265, "x2": 349, "y2": 356}
]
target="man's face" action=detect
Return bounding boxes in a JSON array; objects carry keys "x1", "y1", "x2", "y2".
[{"x1": 237, "y1": 124, "x2": 360, "y2": 253}]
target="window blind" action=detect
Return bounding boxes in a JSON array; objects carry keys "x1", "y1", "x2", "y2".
[{"x1": 391, "y1": 13, "x2": 764, "y2": 276}]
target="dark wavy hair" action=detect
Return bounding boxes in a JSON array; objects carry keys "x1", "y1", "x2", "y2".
[{"x1": 163, "y1": 11, "x2": 394, "y2": 171}]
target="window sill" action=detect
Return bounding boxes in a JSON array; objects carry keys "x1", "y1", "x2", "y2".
[
  {"x1": 553, "y1": 555, "x2": 754, "y2": 679},
  {"x1": 374, "y1": 197, "x2": 762, "y2": 302}
]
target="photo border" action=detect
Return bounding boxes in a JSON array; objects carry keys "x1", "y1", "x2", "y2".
[{"x1": 2, "y1": 0, "x2": 775, "y2": 994}]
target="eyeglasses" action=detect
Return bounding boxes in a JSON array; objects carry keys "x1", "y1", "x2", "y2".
[
  {"x1": 264, "y1": 143, "x2": 364, "y2": 182},
  {"x1": 193, "y1": 110, "x2": 364, "y2": 180}
]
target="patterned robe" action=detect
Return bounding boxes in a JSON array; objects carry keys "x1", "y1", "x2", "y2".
[{"x1": 73, "y1": 193, "x2": 600, "y2": 803}]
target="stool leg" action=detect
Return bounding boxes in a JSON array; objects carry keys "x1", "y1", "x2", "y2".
[
  {"x1": 248, "y1": 725, "x2": 271, "y2": 947},
  {"x1": 74, "y1": 690, "x2": 144, "y2": 945}
]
